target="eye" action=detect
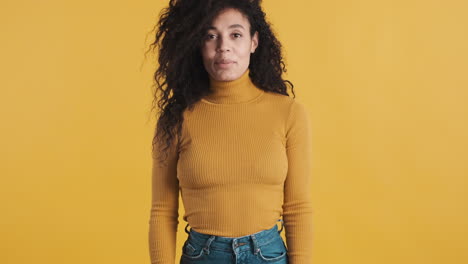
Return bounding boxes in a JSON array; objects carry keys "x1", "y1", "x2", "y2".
[
  {"x1": 233, "y1": 33, "x2": 242, "y2": 38},
  {"x1": 206, "y1": 34, "x2": 216, "y2": 40}
]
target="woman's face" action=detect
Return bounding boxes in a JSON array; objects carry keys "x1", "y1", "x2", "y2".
[{"x1": 201, "y1": 8, "x2": 259, "y2": 82}]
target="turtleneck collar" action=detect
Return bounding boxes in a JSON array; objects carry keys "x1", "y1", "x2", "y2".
[{"x1": 201, "y1": 69, "x2": 265, "y2": 105}]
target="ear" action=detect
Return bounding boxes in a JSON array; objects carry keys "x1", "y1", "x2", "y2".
[{"x1": 251, "y1": 31, "x2": 259, "y2": 53}]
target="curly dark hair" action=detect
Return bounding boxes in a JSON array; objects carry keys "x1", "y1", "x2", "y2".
[{"x1": 145, "y1": 0, "x2": 295, "y2": 166}]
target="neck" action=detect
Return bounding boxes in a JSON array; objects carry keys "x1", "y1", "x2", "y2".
[{"x1": 202, "y1": 69, "x2": 264, "y2": 104}]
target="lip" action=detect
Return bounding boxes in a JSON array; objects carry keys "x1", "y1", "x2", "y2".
[
  {"x1": 215, "y1": 58, "x2": 234, "y2": 64},
  {"x1": 215, "y1": 59, "x2": 235, "y2": 64},
  {"x1": 215, "y1": 60, "x2": 235, "y2": 69}
]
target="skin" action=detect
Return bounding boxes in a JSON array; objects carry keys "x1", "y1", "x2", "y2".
[{"x1": 200, "y1": 8, "x2": 259, "y2": 82}]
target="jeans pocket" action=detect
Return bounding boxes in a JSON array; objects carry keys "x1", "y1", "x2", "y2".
[
  {"x1": 181, "y1": 240, "x2": 206, "y2": 260},
  {"x1": 257, "y1": 237, "x2": 288, "y2": 262}
]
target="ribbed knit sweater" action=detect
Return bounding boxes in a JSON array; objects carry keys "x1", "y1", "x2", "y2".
[{"x1": 148, "y1": 69, "x2": 313, "y2": 264}]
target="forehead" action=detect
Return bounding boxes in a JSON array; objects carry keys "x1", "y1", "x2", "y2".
[{"x1": 208, "y1": 8, "x2": 250, "y2": 30}]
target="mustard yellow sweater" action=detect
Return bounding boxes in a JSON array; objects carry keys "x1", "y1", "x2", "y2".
[{"x1": 149, "y1": 69, "x2": 313, "y2": 264}]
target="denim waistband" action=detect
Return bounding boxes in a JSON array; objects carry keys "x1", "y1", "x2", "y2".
[{"x1": 184, "y1": 219, "x2": 284, "y2": 252}]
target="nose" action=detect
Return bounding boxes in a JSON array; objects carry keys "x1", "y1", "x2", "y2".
[{"x1": 216, "y1": 36, "x2": 231, "y2": 53}]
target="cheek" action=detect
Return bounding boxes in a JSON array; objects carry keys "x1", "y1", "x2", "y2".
[
  {"x1": 241, "y1": 43, "x2": 253, "y2": 56},
  {"x1": 239, "y1": 47, "x2": 252, "y2": 60},
  {"x1": 201, "y1": 47, "x2": 215, "y2": 62}
]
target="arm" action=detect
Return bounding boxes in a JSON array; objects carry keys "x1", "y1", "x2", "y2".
[
  {"x1": 283, "y1": 100, "x2": 314, "y2": 264},
  {"x1": 148, "y1": 131, "x2": 180, "y2": 264}
]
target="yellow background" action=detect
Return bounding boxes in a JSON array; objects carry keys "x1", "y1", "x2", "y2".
[{"x1": 1, "y1": 0, "x2": 467, "y2": 263}]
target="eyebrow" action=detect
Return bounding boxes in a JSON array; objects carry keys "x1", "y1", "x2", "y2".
[{"x1": 207, "y1": 24, "x2": 245, "y2": 30}]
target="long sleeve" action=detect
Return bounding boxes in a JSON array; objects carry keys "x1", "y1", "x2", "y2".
[
  {"x1": 282, "y1": 100, "x2": 314, "y2": 264},
  {"x1": 148, "y1": 131, "x2": 180, "y2": 264}
]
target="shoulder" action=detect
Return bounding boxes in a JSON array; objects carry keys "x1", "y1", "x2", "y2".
[
  {"x1": 262, "y1": 91, "x2": 309, "y2": 117},
  {"x1": 282, "y1": 96, "x2": 311, "y2": 135},
  {"x1": 288, "y1": 98, "x2": 310, "y2": 119},
  {"x1": 261, "y1": 90, "x2": 295, "y2": 110}
]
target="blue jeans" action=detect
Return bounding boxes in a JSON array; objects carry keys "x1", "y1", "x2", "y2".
[{"x1": 180, "y1": 219, "x2": 288, "y2": 264}]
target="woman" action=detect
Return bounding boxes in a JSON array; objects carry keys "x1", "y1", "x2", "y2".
[{"x1": 147, "y1": 0, "x2": 313, "y2": 263}]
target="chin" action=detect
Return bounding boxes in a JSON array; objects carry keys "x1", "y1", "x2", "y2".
[
  {"x1": 211, "y1": 71, "x2": 240, "y2": 81},
  {"x1": 218, "y1": 76, "x2": 236, "y2": 81}
]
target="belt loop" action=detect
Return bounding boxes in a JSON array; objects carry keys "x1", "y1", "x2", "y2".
[
  {"x1": 203, "y1": 236, "x2": 216, "y2": 255},
  {"x1": 278, "y1": 219, "x2": 284, "y2": 234},
  {"x1": 250, "y1": 234, "x2": 260, "y2": 255},
  {"x1": 184, "y1": 223, "x2": 191, "y2": 234}
]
